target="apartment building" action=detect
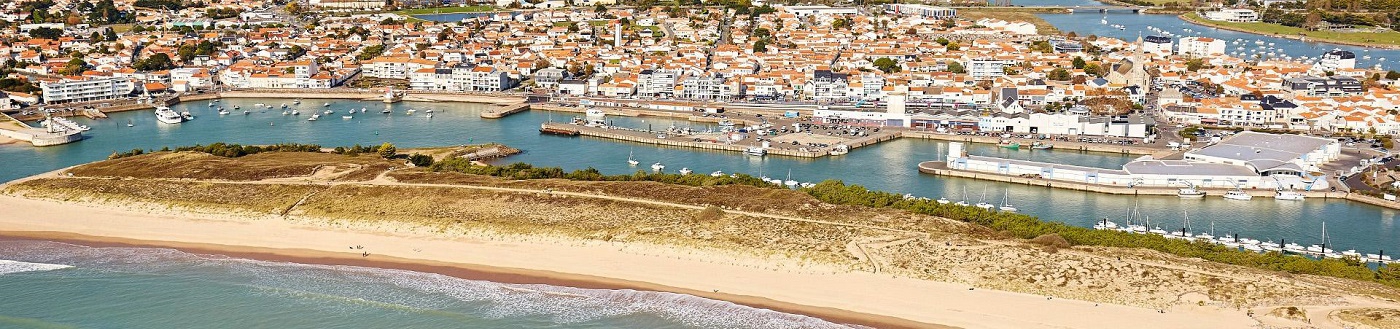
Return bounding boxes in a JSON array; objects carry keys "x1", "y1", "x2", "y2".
[
  {"x1": 41, "y1": 76, "x2": 135, "y2": 104},
  {"x1": 363, "y1": 57, "x2": 437, "y2": 80},
  {"x1": 637, "y1": 69, "x2": 679, "y2": 97},
  {"x1": 408, "y1": 65, "x2": 512, "y2": 92}
]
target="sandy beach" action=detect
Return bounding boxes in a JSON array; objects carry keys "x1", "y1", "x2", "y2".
[{"x1": 0, "y1": 191, "x2": 1262, "y2": 329}]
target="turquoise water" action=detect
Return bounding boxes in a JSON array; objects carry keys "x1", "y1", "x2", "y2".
[
  {"x1": 2, "y1": 98, "x2": 1398, "y2": 254},
  {"x1": 0, "y1": 240, "x2": 855, "y2": 328}
]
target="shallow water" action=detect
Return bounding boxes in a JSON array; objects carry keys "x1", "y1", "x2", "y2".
[{"x1": 0, "y1": 240, "x2": 859, "y2": 329}]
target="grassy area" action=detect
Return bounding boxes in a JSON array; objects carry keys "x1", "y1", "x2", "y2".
[
  {"x1": 393, "y1": 5, "x2": 496, "y2": 16},
  {"x1": 1183, "y1": 12, "x2": 1400, "y2": 48},
  {"x1": 106, "y1": 24, "x2": 133, "y2": 33},
  {"x1": 71, "y1": 151, "x2": 398, "y2": 181},
  {"x1": 957, "y1": 9, "x2": 1060, "y2": 35}
]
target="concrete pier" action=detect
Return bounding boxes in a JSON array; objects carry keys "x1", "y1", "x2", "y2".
[
  {"x1": 0, "y1": 113, "x2": 83, "y2": 146},
  {"x1": 481, "y1": 103, "x2": 530, "y2": 119},
  {"x1": 540, "y1": 122, "x2": 827, "y2": 157}
]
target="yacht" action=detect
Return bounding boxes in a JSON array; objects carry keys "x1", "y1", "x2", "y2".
[
  {"x1": 1093, "y1": 218, "x2": 1119, "y2": 230},
  {"x1": 998, "y1": 190, "x2": 1017, "y2": 212},
  {"x1": 154, "y1": 106, "x2": 183, "y2": 124},
  {"x1": 651, "y1": 162, "x2": 665, "y2": 172},
  {"x1": 1274, "y1": 190, "x2": 1305, "y2": 201},
  {"x1": 678, "y1": 168, "x2": 692, "y2": 175},
  {"x1": 1223, "y1": 189, "x2": 1253, "y2": 201}
]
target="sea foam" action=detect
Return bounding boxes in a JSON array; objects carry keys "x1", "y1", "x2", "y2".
[{"x1": 0, "y1": 259, "x2": 72, "y2": 275}]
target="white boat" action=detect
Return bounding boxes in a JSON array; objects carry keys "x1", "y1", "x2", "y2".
[
  {"x1": 254, "y1": 103, "x2": 266, "y2": 107},
  {"x1": 324, "y1": 110, "x2": 333, "y2": 115},
  {"x1": 784, "y1": 169, "x2": 798, "y2": 188},
  {"x1": 293, "y1": 99, "x2": 300, "y2": 105},
  {"x1": 627, "y1": 150, "x2": 639, "y2": 166},
  {"x1": 307, "y1": 114, "x2": 320, "y2": 121},
  {"x1": 324, "y1": 103, "x2": 331, "y2": 107},
  {"x1": 651, "y1": 162, "x2": 665, "y2": 172},
  {"x1": 218, "y1": 108, "x2": 230, "y2": 115},
  {"x1": 407, "y1": 109, "x2": 417, "y2": 115},
  {"x1": 1177, "y1": 184, "x2": 1206, "y2": 198},
  {"x1": 1223, "y1": 189, "x2": 1253, "y2": 201},
  {"x1": 342, "y1": 115, "x2": 353, "y2": 119},
  {"x1": 974, "y1": 187, "x2": 994, "y2": 210},
  {"x1": 678, "y1": 168, "x2": 692, "y2": 175},
  {"x1": 426, "y1": 113, "x2": 433, "y2": 118},
  {"x1": 361, "y1": 107, "x2": 368, "y2": 113},
  {"x1": 936, "y1": 197, "x2": 950, "y2": 204},
  {"x1": 126, "y1": 119, "x2": 134, "y2": 127},
  {"x1": 1093, "y1": 218, "x2": 1119, "y2": 230},
  {"x1": 154, "y1": 106, "x2": 183, "y2": 124},
  {"x1": 281, "y1": 103, "x2": 288, "y2": 108},
  {"x1": 180, "y1": 111, "x2": 194, "y2": 120},
  {"x1": 998, "y1": 190, "x2": 1017, "y2": 212},
  {"x1": 745, "y1": 147, "x2": 766, "y2": 156},
  {"x1": 1274, "y1": 190, "x2": 1305, "y2": 201},
  {"x1": 711, "y1": 171, "x2": 724, "y2": 177},
  {"x1": 382, "y1": 108, "x2": 391, "y2": 114},
  {"x1": 282, "y1": 110, "x2": 290, "y2": 115},
  {"x1": 829, "y1": 144, "x2": 848, "y2": 156},
  {"x1": 425, "y1": 109, "x2": 434, "y2": 113},
  {"x1": 291, "y1": 110, "x2": 300, "y2": 115}
]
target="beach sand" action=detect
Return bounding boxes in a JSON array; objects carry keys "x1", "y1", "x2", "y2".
[{"x1": 0, "y1": 193, "x2": 1262, "y2": 329}]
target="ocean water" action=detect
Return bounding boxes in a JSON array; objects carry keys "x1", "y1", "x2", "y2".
[
  {"x1": 1, "y1": 98, "x2": 1398, "y2": 255},
  {"x1": 0, "y1": 240, "x2": 859, "y2": 329}
]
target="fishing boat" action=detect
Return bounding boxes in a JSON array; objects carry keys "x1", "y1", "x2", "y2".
[
  {"x1": 1223, "y1": 189, "x2": 1253, "y2": 201},
  {"x1": 997, "y1": 140, "x2": 1020, "y2": 150},
  {"x1": 651, "y1": 162, "x2": 665, "y2": 172},
  {"x1": 998, "y1": 190, "x2": 1017, "y2": 212},
  {"x1": 627, "y1": 150, "x2": 639, "y2": 166},
  {"x1": 1177, "y1": 183, "x2": 1206, "y2": 198},
  {"x1": 711, "y1": 171, "x2": 724, "y2": 177},
  {"x1": 1274, "y1": 189, "x2": 1305, "y2": 201},
  {"x1": 1031, "y1": 142, "x2": 1053, "y2": 150},
  {"x1": 678, "y1": 168, "x2": 692, "y2": 175},
  {"x1": 154, "y1": 106, "x2": 183, "y2": 124}
]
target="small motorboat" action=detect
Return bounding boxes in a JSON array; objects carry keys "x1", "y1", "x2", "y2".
[
  {"x1": 1223, "y1": 189, "x2": 1253, "y2": 201},
  {"x1": 651, "y1": 162, "x2": 665, "y2": 172},
  {"x1": 1274, "y1": 190, "x2": 1305, "y2": 201},
  {"x1": 342, "y1": 115, "x2": 353, "y2": 119},
  {"x1": 678, "y1": 168, "x2": 692, "y2": 175},
  {"x1": 711, "y1": 171, "x2": 724, "y2": 177}
]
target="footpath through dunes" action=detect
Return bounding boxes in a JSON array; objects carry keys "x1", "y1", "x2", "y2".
[{"x1": 9, "y1": 150, "x2": 1400, "y2": 328}]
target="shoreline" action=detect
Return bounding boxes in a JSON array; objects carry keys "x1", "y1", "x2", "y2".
[
  {"x1": 1178, "y1": 13, "x2": 1400, "y2": 50},
  {"x1": 0, "y1": 187, "x2": 1262, "y2": 329},
  {"x1": 0, "y1": 231, "x2": 928, "y2": 329}
]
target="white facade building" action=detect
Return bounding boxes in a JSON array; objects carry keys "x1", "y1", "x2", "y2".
[
  {"x1": 41, "y1": 77, "x2": 135, "y2": 104},
  {"x1": 965, "y1": 59, "x2": 1010, "y2": 79},
  {"x1": 1204, "y1": 9, "x2": 1259, "y2": 22},
  {"x1": 1177, "y1": 37, "x2": 1226, "y2": 57}
]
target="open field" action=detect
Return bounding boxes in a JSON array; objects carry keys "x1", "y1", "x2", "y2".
[
  {"x1": 7, "y1": 151, "x2": 1400, "y2": 328},
  {"x1": 1182, "y1": 12, "x2": 1400, "y2": 49}
]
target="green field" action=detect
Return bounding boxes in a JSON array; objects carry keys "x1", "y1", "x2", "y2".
[
  {"x1": 1182, "y1": 12, "x2": 1400, "y2": 48},
  {"x1": 393, "y1": 5, "x2": 496, "y2": 16}
]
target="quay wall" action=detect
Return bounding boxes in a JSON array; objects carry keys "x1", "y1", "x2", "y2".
[
  {"x1": 918, "y1": 161, "x2": 1343, "y2": 198},
  {"x1": 541, "y1": 122, "x2": 826, "y2": 158},
  {"x1": 902, "y1": 130, "x2": 1167, "y2": 157}
]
